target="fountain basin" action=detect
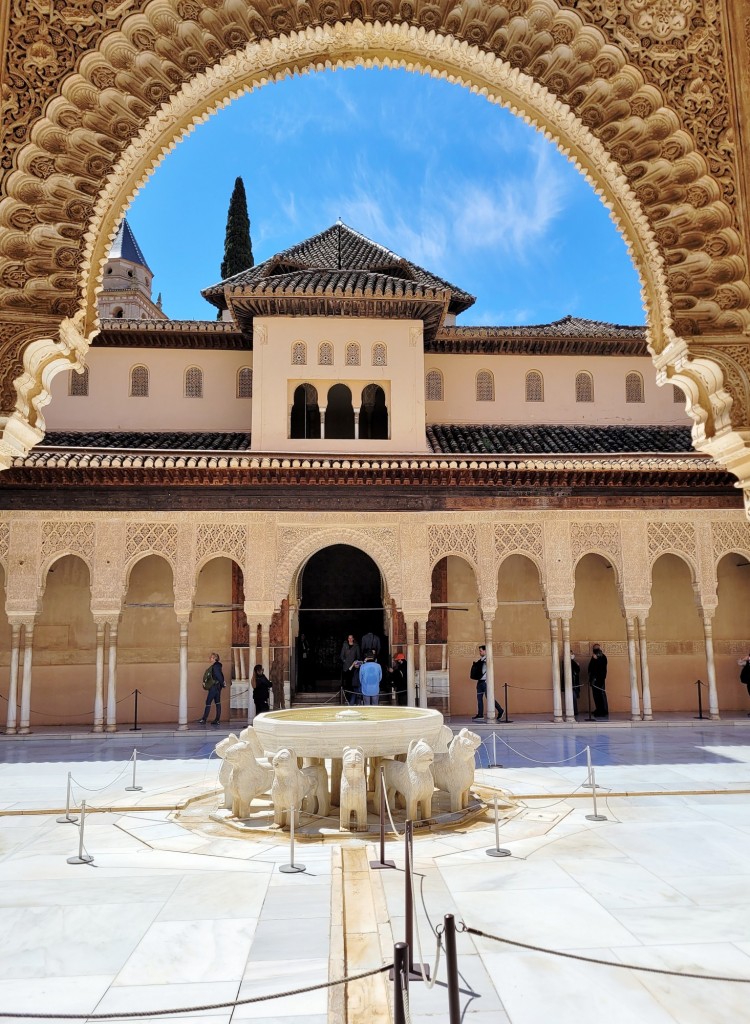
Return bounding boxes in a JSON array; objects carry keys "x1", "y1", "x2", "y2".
[{"x1": 252, "y1": 705, "x2": 444, "y2": 758}]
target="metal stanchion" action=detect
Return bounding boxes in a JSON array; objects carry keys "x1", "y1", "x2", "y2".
[
  {"x1": 279, "y1": 805, "x2": 306, "y2": 873},
  {"x1": 582, "y1": 744, "x2": 595, "y2": 788},
  {"x1": 585, "y1": 681, "x2": 594, "y2": 722},
  {"x1": 393, "y1": 942, "x2": 409, "y2": 1024},
  {"x1": 584, "y1": 747, "x2": 607, "y2": 822},
  {"x1": 125, "y1": 748, "x2": 143, "y2": 792},
  {"x1": 695, "y1": 679, "x2": 705, "y2": 720},
  {"x1": 444, "y1": 914, "x2": 461, "y2": 1024},
  {"x1": 130, "y1": 688, "x2": 141, "y2": 731},
  {"x1": 56, "y1": 772, "x2": 79, "y2": 824},
  {"x1": 403, "y1": 820, "x2": 429, "y2": 980},
  {"x1": 502, "y1": 682, "x2": 512, "y2": 723},
  {"x1": 487, "y1": 731, "x2": 503, "y2": 768},
  {"x1": 370, "y1": 765, "x2": 395, "y2": 869},
  {"x1": 486, "y1": 794, "x2": 511, "y2": 857},
  {"x1": 67, "y1": 800, "x2": 94, "y2": 865}
]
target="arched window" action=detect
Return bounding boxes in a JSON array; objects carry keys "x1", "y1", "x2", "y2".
[
  {"x1": 625, "y1": 372, "x2": 644, "y2": 403},
  {"x1": 673, "y1": 384, "x2": 683, "y2": 404},
  {"x1": 425, "y1": 369, "x2": 444, "y2": 402},
  {"x1": 476, "y1": 370, "x2": 494, "y2": 402},
  {"x1": 345, "y1": 342, "x2": 360, "y2": 366},
  {"x1": 113, "y1": 307, "x2": 124, "y2": 319},
  {"x1": 325, "y1": 383, "x2": 355, "y2": 439},
  {"x1": 69, "y1": 365, "x2": 89, "y2": 397},
  {"x1": 185, "y1": 366, "x2": 203, "y2": 398},
  {"x1": 575, "y1": 371, "x2": 594, "y2": 403},
  {"x1": 291, "y1": 341, "x2": 307, "y2": 365},
  {"x1": 130, "y1": 364, "x2": 149, "y2": 398},
  {"x1": 525, "y1": 370, "x2": 544, "y2": 402},
  {"x1": 360, "y1": 383, "x2": 389, "y2": 440},
  {"x1": 237, "y1": 367, "x2": 253, "y2": 398},
  {"x1": 290, "y1": 383, "x2": 320, "y2": 439},
  {"x1": 372, "y1": 343, "x2": 387, "y2": 366},
  {"x1": 318, "y1": 341, "x2": 334, "y2": 366}
]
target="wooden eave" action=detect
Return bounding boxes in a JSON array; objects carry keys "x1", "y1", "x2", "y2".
[
  {"x1": 429, "y1": 332, "x2": 649, "y2": 357},
  {"x1": 93, "y1": 320, "x2": 248, "y2": 350}
]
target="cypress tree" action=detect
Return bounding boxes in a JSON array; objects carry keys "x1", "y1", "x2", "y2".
[{"x1": 220, "y1": 177, "x2": 254, "y2": 280}]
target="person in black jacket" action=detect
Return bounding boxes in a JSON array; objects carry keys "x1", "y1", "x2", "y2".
[
  {"x1": 587, "y1": 644, "x2": 609, "y2": 719},
  {"x1": 198, "y1": 652, "x2": 225, "y2": 726},
  {"x1": 252, "y1": 664, "x2": 271, "y2": 715}
]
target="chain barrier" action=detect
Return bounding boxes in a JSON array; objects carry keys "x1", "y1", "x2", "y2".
[
  {"x1": 459, "y1": 924, "x2": 750, "y2": 984},
  {"x1": 69, "y1": 752, "x2": 136, "y2": 794},
  {"x1": 0, "y1": 963, "x2": 394, "y2": 1019},
  {"x1": 407, "y1": 836, "x2": 441, "y2": 990},
  {"x1": 401, "y1": 970, "x2": 413, "y2": 1024},
  {"x1": 484, "y1": 731, "x2": 592, "y2": 766},
  {"x1": 382, "y1": 781, "x2": 402, "y2": 837}
]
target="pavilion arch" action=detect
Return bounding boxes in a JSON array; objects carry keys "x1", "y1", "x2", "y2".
[
  {"x1": 275, "y1": 529, "x2": 402, "y2": 611},
  {"x1": 496, "y1": 549, "x2": 547, "y2": 599},
  {"x1": 647, "y1": 547, "x2": 698, "y2": 589},
  {"x1": 572, "y1": 549, "x2": 624, "y2": 605},
  {"x1": 428, "y1": 551, "x2": 480, "y2": 597},
  {"x1": 123, "y1": 549, "x2": 177, "y2": 597},
  {"x1": 2, "y1": 9, "x2": 750, "y2": 488},
  {"x1": 39, "y1": 549, "x2": 95, "y2": 600}
]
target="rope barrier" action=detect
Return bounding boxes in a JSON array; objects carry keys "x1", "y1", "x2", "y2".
[
  {"x1": 407, "y1": 834, "x2": 441, "y2": 989},
  {"x1": 0, "y1": 963, "x2": 394, "y2": 1018},
  {"x1": 489, "y1": 731, "x2": 591, "y2": 766},
  {"x1": 69, "y1": 753, "x2": 135, "y2": 794},
  {"x1": 459, "y1": 924, "x2": 750, "y2": 984}
]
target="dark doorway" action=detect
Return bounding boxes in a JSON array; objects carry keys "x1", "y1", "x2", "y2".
[
  {"x1": 298, "y1": 544, "x2": 386, "y2": 690},
  {"x1": 325, "y1": 383, "x2": 354, "y2": 439},
  {"x1": 290, "y1": 383, "x2": 321, "y2": 439},
  {"x1": 360, "y1": 383, "x2": 388, "y2": 440}
]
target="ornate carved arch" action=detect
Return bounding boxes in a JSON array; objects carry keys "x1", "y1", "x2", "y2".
[
  {"x1": 496, "y1": 549, "x2": 547, "y2": 594},
  {"x1": 1, "y1": 1, "x2": 749, "y2": 494}
]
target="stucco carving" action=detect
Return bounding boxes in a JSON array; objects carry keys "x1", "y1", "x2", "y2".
[
  {"x1": 40, "y1": 520, "x2": 95, "y2": 577},
  {"x1": 569, "y1": 521, "x2": 623, "y2": 589},
  {"x1": 0, "y1": 522, "x2": 9, "y2": 570},
  {"x1": 124, "y1": 522, "x2": 179, "y2": 568},
  {"x1": 1, "y1": 4, "x2": 750, "y2": 496},
  {"x1": 712, "y1": 519, "x2": 750, "y2": 566},
  {"x1": 428, "y1": 522, "x2": 478, "y2": 571},
  {"x1": 196, "y1": 523, "x2": 247, "y2": 570},
  {"x1": 647, "y1": 519, "x2": 698, "y2": 576}
]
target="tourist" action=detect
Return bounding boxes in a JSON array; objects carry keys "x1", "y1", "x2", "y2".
[
  {"x1": 740, "y1": 653, "x2": 750, "y2": 715},
  {"x1": 560, "y1": 652, "x2": 581, "y2": 716},
  {"x1": 198, "y1": 652, "x2": 225, "y2": 726},
  {"x1": 588, "y1": 644, "x2": 609, "y2": 719},
  {"x1": 270, "y1": 653, "x2": 285, "y2": 710},
  {"x1": 471, "y1": 645, "x2": 503, "y2": 721},
  {"x1": 388, "y1": 653, "x2": 408, "y2": 706},
  {"x1": 251, "y1": 664, "x2": 271, "y2": 715},
  {"x1": 347, "y1": 660, "x2": 362, "y2": 705},
  {"x1": 361, "y1": 629, "x2": 381, "y2": 661},
  {"x1": 296, "y1": 632, "x2": 313, "y2": 691},
  {"x1": 359, "y1": 652, "x2": 382, "y2": 706},
  {"x1": 340, "y1": 633, "x2": 361, "y2": 702}
]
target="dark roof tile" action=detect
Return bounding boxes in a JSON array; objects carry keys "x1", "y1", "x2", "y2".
[{"x1": 426, "y1": 424, "x2": 694, "y2": 455}]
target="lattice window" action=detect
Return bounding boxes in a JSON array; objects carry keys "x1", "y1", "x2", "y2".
[
  {"x1": 237, "y1": 367, "x2": 253, "y2": 398},
  {"x1": 125, "y1": 522, "x2": 179, "y2": 562},
  {"x1": 69, "y1": 366, "x2": 89, "y2": 397},
  {"x1": 319, "y1": 342, "x2": 334, "y2": 366},
  {"x1": 425, "y1": 369, "x2": 444, "y2": 401},
  {"x1": 196, "y1": 523, "x2": 247, "y2": 564},
  {"x1": 494, "y1": 522, "x2": 544, "y2": 561},
  {"x1": 476, "y1": 370, "x2": 494, "y2": 402},
  {"x1": 428, "y1": 524, "x2": 478, "y2": 567},
  {"x1": 575, "y1": 371, "x2": 594, "y2": 403},
  {"x1": 372, "y1": 343, "x2": 387, "y2": 366},
  {"x1": 185, "y1": 366, "x2": 203, "y2": 398},
  {"x1": 345, "y1": 342, "x2": 360, "y2": 366},
  {"x1": 525, "y1": 370, "x2": 543, "y2": 402},
  {"x1": 625, "y1": 372, "x2": 644, "y2": 403},
  {"x1": 673, "y1": 384, "x2": 683, "y2": 403},
  {"x1": 41, "y1": 521, "x2": 95, "y2": 564},
  {"x1": 130, "y1": 364, "x2": 149, "y2": 397},
  {"x1": 291, "y1": 341, "x2": 307, "y2": 365}
]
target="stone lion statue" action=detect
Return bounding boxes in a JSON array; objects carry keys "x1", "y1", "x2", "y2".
[
  {"x1": 220, "y1": 738, "x2": 273, "y2": 819},
  {"x1": 382, "y1": 738, "x2": 435, "y2": 822},
  {"x1": 271, "y1": 747, "x2": 314, "y2": 828},
  {"x1": 302, "y1": 762, "x2": 330, "y2": 817},
  {"x1": 432, "y1": 727, "x2": 481, "y2": 811},
  {"x1": 340, "y1": 746, "x2": 368, "y2": 832}
]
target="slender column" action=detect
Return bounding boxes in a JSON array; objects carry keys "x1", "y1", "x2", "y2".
[
  {"x1": 260, "y1": 620, "x2": 271, "y2": 677},
  {"x1": 319, "y1": 407, "x2": 326, "y2": 440},
  {"x1": 354, "y1": 407, "x2": 360, "y2": 440},
  {"x1": 561, "y1": 617, "x2": 574, "y2": 722},
  {"x1": 239, "y1": 646, "x2": 246, "y2": 681},
  {"x1": 405, "y1": 620, "x2": 416, "y2": 706},
  {"x1": 483, "y1": 615, "x2": 496, "y2": 722},
  {"x1": 105, "y1": 624, "x2": 118, "y2": 732},
  {"x1": 636, "y1": 616, "x2": 652, "y2": 721},
  {"x1": 178, "y1": 621, "x2": 189, "y2": 731},
  {"x1": 5, "y1": 623, "x2": 21, "y2": 734},
  {"x1": 626, "y1": 617, "x2": 641, "y2": 721},
  {"x1": 417, "y1": 619, "x2": 428, "y2": 709},
  {"x1": 287, "y1": 405, "x2": 293, "y2": 438},
  {"x1": 703, "y1": 615, "x2": 720, "y2": 720},
  {"x1": 93, "y1": 622, "x2": 105, "y2": 733},
  {"x1": 550, "y1": 618, "x2": 562, "y2": 723},
  {"x1": 18, "y1": 623, "x2": 34, "y2": 734}
]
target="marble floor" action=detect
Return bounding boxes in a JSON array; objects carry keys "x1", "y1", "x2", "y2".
[{"x1": 1, "y1": 720, "x2": 750, "y2": 1023}]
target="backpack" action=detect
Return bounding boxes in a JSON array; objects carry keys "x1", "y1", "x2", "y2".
[
  {"x1": 469, "y1": 659, "x2": 483, "y2": 681},
  {"x1": 202, "y1": 667, "x2": 214, "y2": 690}
]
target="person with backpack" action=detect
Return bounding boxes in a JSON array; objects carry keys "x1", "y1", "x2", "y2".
[
  {"x1": 471, "y1": 644, "x2": 503, "y2": 721},
  {"x1": 198, "y1": 652, "x2": 225, "y2": 726}
]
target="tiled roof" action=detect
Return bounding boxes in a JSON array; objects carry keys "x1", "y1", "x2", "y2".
[
  {"x1": 41, "y1": 431, "x2": 252, "y2": 451},
  {"x1": 108, "y1": 220, "x2": 150, "y2": 271},
  {"x1": 202, "y1": 222, "x2": 475, "y2": 315},
  {"x1": 429, "y1": 316, "x2": 648, "y2": 356},
  {"x1": 93, "y1": 319, "x2": 247, "y2": 349},
  {"x1": 426, "y1": 424, "x2": 694, "y2": 455}
]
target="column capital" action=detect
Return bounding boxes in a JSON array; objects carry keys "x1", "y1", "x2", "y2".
[
  {"x1": 401, "y1": 604, "x2": 430, "y2": 623},
  {"x1": 244, "y1": 601, "x2": 275, "y2": 623},
  {"x1": 480, "y1": 602, "x2": 497, "y2": 622},
  {"x1": 546, "y1": 607, "x2": 573, "y2": 621},
  {"x1": 6, "y1": 612, "x2": 35, "y2": 629}
]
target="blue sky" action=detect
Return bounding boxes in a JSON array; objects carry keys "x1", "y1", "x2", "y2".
[{"x1": 127, "y1": 67, "x2": 644, "y2": 326}]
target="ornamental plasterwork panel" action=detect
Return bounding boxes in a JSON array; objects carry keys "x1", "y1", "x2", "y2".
[
  {"x1": 40, "y1": 520, "x2": 95, "y2": 574},
  {"x1": 541, "y1": 520, "x2": 574, "y2": 611},
  {"x1": 494, "y1": 522, "x2": 545, "y2": 580},
  {"x1": 569, "y1": 521, "x2": 623, "y2": 586},
  {"x1": 0, "y1": 522, "x2": 9, "y2": 569},
  {"x1": 647, "y1": 520, "x2": 698, "y2": 575},
  {"x1": 124, "y1": 522, "x2": 179, "y2": 569},
  {"x1": 196, "y1": 523, "x2": 247, "y2": 569},
  {"x1": 173, "y1": 522, "x2": 198, "y2": 612},
  {"x1": 711, "y1": 519, "x2": 750, "y2": 564},
  {"x1": 428, "y1": 523, "x2": 478, "y2": 571}
]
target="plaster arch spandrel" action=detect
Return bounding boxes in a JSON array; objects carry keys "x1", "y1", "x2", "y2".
[
  {"x1": 4, "y1": 520, "x2": 42, "y2": 616},
  {"x1": 541, "y1": 519, "x2": 574, "y2": 615},
  {"x1": 0, "y1": 4, "x2": 749, "y2": 489},
  {"x1": 91, "y1": 520, "x2": 127, "y2": 618},
  {"x1": 619, "y1": 519, "x2": 651, "y2": 613}
]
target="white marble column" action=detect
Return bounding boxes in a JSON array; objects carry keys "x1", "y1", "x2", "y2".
[
  {"x1": 178, "y1": 621, "x2": 189, "y2": 731},
  {"x1": 93, "y1": 622, "x2": 105, "y2": 733},
  {"x1": 417, "y1": 619, "x2": 428, "y2": 709},
  {"x1": 405, "y1": 619, "x2": 416, "y2": 706},
  {"x1": 260, "y1": 620, "x2": 271, "y2": 677},
  {"x1": 561, "y1": 618, "x2": 575, "y2": 722},
  {"x1": 483, "y1": 615, "x2": 496, "y2": 722},
  {"x1": 354, "y1": 407, "x2": 360, "y2": 440},
  {"x1": 636, "y1": 616, "x2": 653, "y2": 721},
  {"x1": 550, "y1": 618, "x2": 563, "y2": 723},
  {"x1": 105, "y1": 623, "x2": 118, "y2": 732},
  {"x1": 18, "y1": 622, "x2": 34, "y2": 734},
  {"x1": 5, "y1": 623, "x2": 21, "y2": 734},
  {"x1": 319, "y1": 407, "x2": 326, "y2": 440},
  {"x1": 703, "y1": 615, "x2": 720, "y2": 720},
  {"x1": 626, "y1": 617, "x2": 641, "y2": 721}
]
